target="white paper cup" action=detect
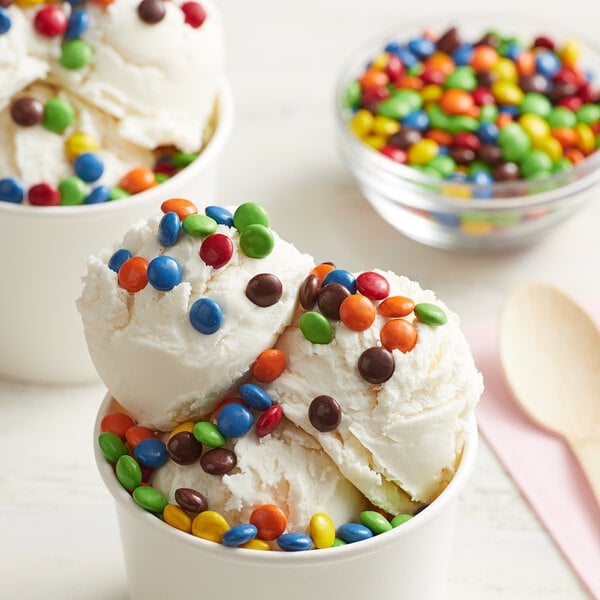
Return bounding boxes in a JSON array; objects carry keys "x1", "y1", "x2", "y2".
[
  {"x1": 95, "y1": 393, "x2": 478, "y2": 600},
  {"x1": 0, "y1": 82, "x2": 233, "y2": 385}
]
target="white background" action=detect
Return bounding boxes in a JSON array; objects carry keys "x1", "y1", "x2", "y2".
[{"x1": 1, "y1": 0, "x2": 598, "y2": 597}]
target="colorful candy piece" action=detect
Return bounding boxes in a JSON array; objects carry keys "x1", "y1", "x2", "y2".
[
  {"x1": 163, "y1": 504, "x2": 193, "y2": 533},
  {"x1": 191, "y1": 511, "x2": 229, "y2": 543},
  {"x1": 216, "y1": 403, "x2": 253, "y2": 438},
  {"x1": 255, "y1": 404, "x2": 283, "y2": 438},
  {"x1": 277, "y1": 532, "x2": 313, "y2": 552},
  {"x1": 146, "y1": 256, "x2": 183, "y2": 291},
  {"x1": 133, "y1": 486, "x2": 169, "y2": 514},
  {"x1": 115, "y1": 455, "x2": 142, "y2": 491},
  {"x1": 189, "y1": 298, "x2": 222, "y2": 334},
  {"x1": 193, "y1": 421, "x2": 226, "y2": 448},
  {"x1": 222, "y1": 524, "x2": 258, "y2": 547},
  {"x1": 134, "y1": 438, "x2": 169, "y2": 469},
  {"x1": 308, "y1": 395, "x2": 341, "y2": 432},
  {"x1": 336, "y1": 523, "x2": 374, "y2": 544},
  {"x1": 200, "y1": 448, "x2": 237, "y2": 475},
  {"x1": 310, "y1": 513, "x2": 336, "y2": 549},
  {"x1": 249, "y1": 504, "x2": 287, "y2": 540},
  {"x1": 252, "y1": 348, "x2": 286, "y2": 383}
]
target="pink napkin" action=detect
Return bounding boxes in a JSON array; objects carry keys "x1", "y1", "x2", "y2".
[{"x1": 466, "y1": 306, "x2": 600, "y2": 599}]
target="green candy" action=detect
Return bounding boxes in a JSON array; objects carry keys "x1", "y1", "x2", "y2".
[
  {"x1": 331, "y1": 538, "x2": 347, "y2": 547},
  {"x1": 344, "y1": 81, "x2": 361, "y2": 109},
  {"x1": 447, "y1": 115, "x2": 479, "y2": 134},
  {"x1": 182, "y1": 214, "x2": 218, "y2": 237},
  {"x1": 109, "y1": 187, "x2": 130, "y2": 201},
  {"x1": 173, "y1": 152, "x2": 198, "y2": 168},
  {"x1": 133, "y1": 486, "x2": 169, "y2": 514},
  {"x1": 193, "y1": 421, "x2": 226, "y2": 448},
  {"x1": 546, "y1": 107, "x2": 577, "y2": 129},
  {"x1": 479, "y1": 104, "x2": 498, "y2": 123},
  {"x1": 490, "y1": 212, "x2": 521, "y2": 227},
  {"x1": 42, "y1": 97, "x2": 75, "y2": 133},
  {"x1": 360, "y1": 511, "x2": 392, "y2": 535},
  {"x1": 116, "y1": 455, "x2": 142, "y2": 491},
  {"x1": 299, "y1": 311, "x2": 333, "y2": 344},
  {"x1": 444, "y1": 66, "x2": 477, "y2": 91},
  {"x1": 468, "y1": 160, "x2": 491, "y2": 176},
  {"x1": 60, "y1": 40, "x2": 93, "y2": 70},
  {"x1": 426, "y1": 105, "x2": 450, "y2": 130},
  {"x1": 520, "y1": 150, "x2": 553, "y2": 179},
  {"x1": 576, "y1": 103, "x2": 600, "y2": 125},
  {"x1": 553, "y1": 157, "x2": 573, "y2": 173},
  {"x1": 414, "y1": 303, "x2": 447, "y2": 326},
  {"x1": 391, "y1": 514, "x2": 413, "y2": 527},
  {"x1": 407, "y1": 63, "x2": 424, "y2": 76},
  {"x1": 58, "y1": 176, "x2": 87, "y2": 205},
  {"x1": 428, "y1": 155, "x2": 456, "y2": 178},
  {"x1": 419, "y1": 165, "x2": 442, "y2": 178},
  {"x1": 233, "y1": 202, "x2": 270, "y2": 231},
  {"x1": 155, "y1": 173, "x2": 169, "y2": 184},
  {"x1": 519, "y1": 93, "x2": 552, "y2": 118},
  {"x1": 498, "y1": 123, "x2": 531, "y2": 162},
  {"x1": 98, "y1": 432, "x2": 128, "y2": 463},
  {"x1": 239, "y1": 224, "x2": 274, "y2": 258},
  {"x1": 378, "y1": 89, "x2": 422, "y2": 120}
]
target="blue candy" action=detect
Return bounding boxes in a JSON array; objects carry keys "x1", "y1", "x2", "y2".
[
  {"x1": 452, "y1": 43, "x2": 473, "y2": 66},
  {"x1": 134, "y1": 438, "x2": 168, "y2": 468},
  {"x1": 205, "y1": 205, "x2": 234, "y2": 227},
  {"x1": 431, "y1": 211, "x2": 460, "y2": 228},
  {"x1": 472, "y1": 170, "x2": 494, "y2": 199},
  {"x1": 395, "y1": 46, "x2": 419, "y2": 68},
  {"x1": 0, "y1": 7, "x2": 11, "y2": 34},
  {"x1": 108, "y1": 248, "x2": 132, "y2": 273},
  {"x1": 158, "y1": 212, "x2": 181, "y2": 247},
  {"x1": 384, "y1": 41, "x2": 402, "y2": 55},
  {"x1": 322, "y1": 269, "x2": 357, "y2": 293},
  {"x1": 498, "y1": 104, "x2": 519, "y2": 118},
  {"x1": 217, "y1": 403, "x2": 254, "y2": 438},
  {"x1": 147, "y1": 256, "x2": 182, "y2": 291},
  {"x1": 408, "y1": 37, "x2": 435, "y2": 59},
  {"x1": 85, "y1": 185, "x2": 111, "y2": 204},
  {"x1": 276, "y1": 532, "x2": 313, "y2": 552},
  {"x1": 336, "y1": 523, "x2": 374, "y2": 544},
  {"x1": 504, "y1": 43, "x2": 523, "y2": 61},
  {"x1": 239, "y1": 383, "x2": 272, "y2": 411},
  {"x1": 535, "y1": 51, "x2": 561, "y2": 78},
  {"x1": 73, "y1": 152, "x2": 104, "y2": 183},
  {"x1": 65, "y1": 9, "x2": 89, "y2": 39},
  {"x1": 402, "y1": 109, "x2": 429, "y2": 131},
  {"x1": 446, "y1": 172, "x2": 469, "y2": 182},
  {"x1": 222, "y1": 524, "x2": 258, "y2": 547},
  {"x1": 189, "y1": 298, "x2": 222, "y2": 334},
  {"x1": 0, "y1": 177, "x2": 24, "y2": 203},
  {"x1": 477, "y1": 122, "x2": 499, "y2": 144},
  {"x1": 437, "y1": 146, "x2": 449, "y2": 156}
]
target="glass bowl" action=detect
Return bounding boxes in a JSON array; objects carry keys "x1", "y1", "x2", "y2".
[{"x1": 335, "y1": 15, "x2": 600, "y2": 250}]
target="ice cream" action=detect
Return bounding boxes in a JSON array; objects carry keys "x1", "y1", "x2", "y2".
[{"x1": 0, "y1": 0, "x2": 223, "y2": 204}]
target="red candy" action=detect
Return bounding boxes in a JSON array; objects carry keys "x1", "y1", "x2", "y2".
[
  {"x1": 472, "y1": 88, "x2": 495, "y2": 106},
  {"x1": 28, "y1": 182, "x2": 60, "y2": 206},
  {"x1": 356, "y1": 271, "x2": 390, "y2": 300},
  {"x1": 199, "y1": 233, "x2": 234, "y2": 269},
  {"x1": 181, "y1": 2, "x2": 207, "y2": 28},
  {"x1": 453, "y1": 132, "x2": 481, "y2": 152},
  {"x1": 125, "y1": 426, "x2": 156, "y2": 448},
  {"x1": 34, "y1": 6, "x2": 68, "y2": 36},
  {"x1": 101, "y1": 412, "x2": 135, "y2": 439},
  {"x1": 256, "y1": 404, "x2": 283, "y2": 438},
  {"x1": 558, "y1": 96, "x2": 583, "y2": 111},
  {"x1": 420, "y1": 69, "x2": 445, "y2": 85},
  {"x1": 380, "y1": 145, "x2": 407, "y2": 163},
  {"x1": 385, "y1": 54, "x2": 405, "y2": 83}
]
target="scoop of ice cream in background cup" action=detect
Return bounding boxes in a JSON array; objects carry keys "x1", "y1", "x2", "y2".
[
  {"x1": 0, "y1": 82, "x2": 233, "y2": 384},
  {"x1": 94, "y1": 392, "x2": 478, "y2": 600}
]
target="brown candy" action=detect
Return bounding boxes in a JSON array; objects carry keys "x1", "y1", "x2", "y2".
[
  {"x1": 449, "y1": 146, "x2": 476, "y2": 165},
  {"x1": 388, "y1": 127, "x2": 422, "y2": 150},
  {"x1": 476, "y1": 71, "x2": 497, "y2": 89},
  {"x1": 137, "y1": 0, "x2": 166, "y2": 23},
  {"x1": 10, "y1": 97, "x2": 44, "y2": 127},
  {"x1": 436, "y1": 27, "x2": 461, "y2": 54},
  {"x1": 0, "y1": 0, "x2": 14, "y2": 6},
  {"x1": 477, "y1": 144, "x2": 503, "y2": 165},
  {"x1": 200, "y1": 448, "x2": 237, "y2": 475},
  {"x1": 308, "y1": 395, "x2": 342, "y2": 432},
  {"x1": 175, "y1": 488, "x2": 208, "y2": 513},
  {"x1": 317, "y1": 283, "x2": 350, "y2": 320},
  {"x1": 474, "y1": 33, "x2": 500, "y2": 48},
  {"x1": 549, "y1": 81, "x2": 578, "y2": 103},
  {"x1": 299, "y1": 274, "x2": 321, "y2": 310},
  {"x1": 245, "y1": 273, "x2": 283, "y2": 307},
  {"x1": 519, "y1": 74, "x2": 550, "y2": 95},
  {"x1": 357, "y1": 347, "x2": 395, "y2": 384},
  {"x1": 167, "y1": 432, "x2": 203, "y2": 465},
  {"x1": 492, "y1": 162, "x2": 520, "y2": 181}
]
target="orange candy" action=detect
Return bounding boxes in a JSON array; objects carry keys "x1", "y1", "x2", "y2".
[
  {"x1": 496, "y1": 112, "x2": 513, "y2": 129},
  {"x1": 252, "y1": 349, "x2": 287, "y2": 383},
  {"x1": 161, "y1": 198, "x2": 198, "y2": 220},
  {"x1": 249, "y1": 504, "x2": 288, "y2": 540},
  {"x1": 439, "y1": 89, "x2": 474, "y2": 116},
  {"x1": 339, "y1": 294, "x2": 376, "y2": 331},
  {"x1": 125, "y1": 426, "x2": 156, "y2": 448},
  {"x1": 425, "y1": 129, "x2": 453, "y2": 146},
  {"x1": 424, "y1": 53, "x2": 455, "y2": 76},
  {"x1": 515, "y1": 50, "x2": 535, "y2": 76},
  {"x1": 378, "y1": 296, "x2": 415, "y2": 318},
  {"x1": 119, "y1": 167, "x2": 158, "y2": 195},
  {"x1": 551, "y1": 127, "x2": 578, "y2": 148},
  {"x1": 310, "y1": 263, "x2": 335, "y2": 283},
  {"x1": 396, "y1": 75, "x2": 424, "y2": 91},
  {"x1": 470, "y1": 46, "x2": 499, "y2": 72},
  {"x1": 90, "y1": 0, "x2": 115, "y2": 5},
  {"x1": 118, "y1": 256, "x2": 148, "y2": 293},
  {"x1": 101, "y1": 412, "x2": 135, "y2": 438},
  {"x1": 380, "y1": 319, "x2": 418, "y2": 353},
  {"x1": 565, "y1": 147, "x2": 585, "y2": 164},
  {"x1": 359, "y1": 68, "x2": 389, "y2": 89}
]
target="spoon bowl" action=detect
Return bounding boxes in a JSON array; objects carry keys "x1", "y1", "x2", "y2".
[{"x1": 498, "y1": 282, "x2": 600, "y2": 506}]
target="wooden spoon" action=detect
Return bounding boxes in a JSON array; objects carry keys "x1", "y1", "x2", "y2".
[{"x1": 498, "y1": 282, "x2": 600, "y2": 506}]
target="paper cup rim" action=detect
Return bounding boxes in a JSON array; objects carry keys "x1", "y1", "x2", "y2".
[
  {"x1": 94, "y1": 392, "x2": 479, "y2": 566},
  {"x1": 0, "y1": 78, "x2": 234, "y2": 220}
]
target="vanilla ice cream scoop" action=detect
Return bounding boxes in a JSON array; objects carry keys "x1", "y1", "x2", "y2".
[
  {"x1": 78, "y1": 204, "x2": 314, "y2": 431},
  {"x1": 267, "y1": 269, "x2": 483, "y2": 514}
]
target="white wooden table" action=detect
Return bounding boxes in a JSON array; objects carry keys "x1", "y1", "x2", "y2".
[{"x1": 1, "y1": 0, "x2": 597, "y2": 597}]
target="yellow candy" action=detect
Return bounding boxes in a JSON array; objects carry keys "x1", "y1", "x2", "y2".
[
  {"x1": 349, "y1": 110, "x2": 374, "y2": 138},
  {"x1": 309, "y1": 513, "x2": 336, "y2": 549},
  {"x1": 491, "y1": 81, "x2": 523, "y2": 105},
  {"x1": 575, "y1": 122, "x2": 595, "y2": 154},
  {"x1": 441, "y1": 184, "x2": 471, "y2": 199},
  {"x1": 407, "y1": 139, "x2": 438, "y2": 165},
  {"x1": 363, "y1": 134, "x2": 387, "y2": 150},
  {"x1": 560, "y1": 39, "x2": 581, "y2": 67},
  {"x1": 371, "y1": 52, "x2": 390, "y2": 71},
  {"x1": 163, "y1": 504, "x2": 192, "y2": 533},
  {"x1": 421, "y1": 84, "x2": 443, "y2": 103},
  {"x1": 372, "y1": 115, "x2": 400, "y2": 137},
  {"x1": 65, "y1": 132, "x2": 99, "y2": 161},
  {"x1": 518, "y1": 114, "x2": 550, "y2": 144},
  {"x1": 492, "y1": 57, "x2": 518, "y2": 83},
  {"x1": 191, "y1": 511, "x2": 229, "y2": 543},
  {"x1": 16, "y1": 0, "x2": 46, "y2": 6},
  {"x1": 168, "y1": 421, "x2": 195, "y2": 440},
  {"x1": 241, "y1": 539, "x2": 271, "y2": 551},
  {"x1": 534, "y1": 136, "x2": 563, "y2": 162},
  {"x1": 460, "y1": 217, "x2": 493, "y2": 236}
]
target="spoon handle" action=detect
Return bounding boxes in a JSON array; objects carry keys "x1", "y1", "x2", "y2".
[{"x1": 568, "y1": 437, "x2": 600, "y2": 507}]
